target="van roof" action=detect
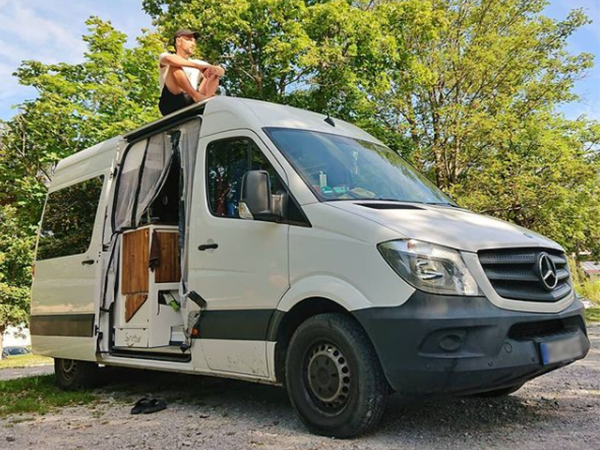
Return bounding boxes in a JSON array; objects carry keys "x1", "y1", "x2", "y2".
[
  {"x1": 54, "y1": 97, "x2": 384, "y2": 185},
  {"x1": 124, "y1": 96, "x2": 384, "y2": 145}
]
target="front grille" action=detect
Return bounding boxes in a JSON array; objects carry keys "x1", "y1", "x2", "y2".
[{"x1": 478, "y1": 248, "x2": 572, "y2": 302}]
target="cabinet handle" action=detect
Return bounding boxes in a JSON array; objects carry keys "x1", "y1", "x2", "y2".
[{"x1": 198, "y1": 243, "x2": 218, "y2": 251}]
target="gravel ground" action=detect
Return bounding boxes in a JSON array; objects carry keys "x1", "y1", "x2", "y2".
[{"x1": 1, "y1": 324, "x2": 598, "y2": 450}]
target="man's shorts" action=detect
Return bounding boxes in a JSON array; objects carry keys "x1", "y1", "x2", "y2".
[{"x1": 159, "y1": 87, "x2": 194, "y2": 116}]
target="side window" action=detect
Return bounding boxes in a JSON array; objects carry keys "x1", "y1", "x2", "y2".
[
  {"x1": 37, "y1": 176, "x2": 104, "y2": 260},
  {"x1": 206, "y1": 138, "x2": 284, "y2": 218}
]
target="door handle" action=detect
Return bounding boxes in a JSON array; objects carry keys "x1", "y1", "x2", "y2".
[
  {"x1": 81, "y1": 259, "x2": 95, "y2": 265},
  {"x1": 198, "y1": 243, "x2": 219, "y2": 251}
]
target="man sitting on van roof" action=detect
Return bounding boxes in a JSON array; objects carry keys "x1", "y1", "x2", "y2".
[{"x1": 158, "y1": 29, "x2": 225, "y2": 116}]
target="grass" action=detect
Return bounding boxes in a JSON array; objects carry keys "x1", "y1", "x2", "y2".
[
  {"x1": 585, "y1": 307, "x2": 600, "y2": 323},
  {"x1": 0, "y1": 354, "x2": 53, "y2": 369},
  {"x1": 0, "y1": 375, "x2": 96, "y2": 417},
  {"x1": 577, "y1": 278, "x2": 600, "y2": 304}
]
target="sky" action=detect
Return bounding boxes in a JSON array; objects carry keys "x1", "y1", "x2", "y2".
[{"x1": 0, "y1": 0, "x2": 598, "y2": 122}]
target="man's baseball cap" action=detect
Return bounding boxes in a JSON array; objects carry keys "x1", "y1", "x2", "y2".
[{"x1": 173, "y1": 29, "x2": 200, "y2": 46}]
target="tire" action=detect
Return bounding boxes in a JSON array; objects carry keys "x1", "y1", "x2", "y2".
[
  {"x1": 471, "y1": 383, "x2": 524, "y2": 398},
  {"x1": 54, "y1": 358, "x2": 99, "y2": 390},
  {"x1": 285, "y1": 313, "x2": 388, "y2": 438}
]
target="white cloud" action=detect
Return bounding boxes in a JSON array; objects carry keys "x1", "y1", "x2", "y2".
[
  {"x1": 0, "y1": 4, "x2": 86, "y2": 63},
  {"x1": 0, "y1": 3, "x2": 88, "y2": 119}
]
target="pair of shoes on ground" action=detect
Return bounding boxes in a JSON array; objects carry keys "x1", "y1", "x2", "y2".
[{"x1": 130, "y1": 397, "x2": 167, "y2": 414}]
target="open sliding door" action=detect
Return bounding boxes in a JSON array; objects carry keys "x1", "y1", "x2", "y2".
[{"x1": 97, "y1": 118, "x2": 202, "y2": 360}]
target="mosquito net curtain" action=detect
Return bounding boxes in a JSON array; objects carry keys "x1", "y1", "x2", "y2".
[{"x1": 102, "y1": 118, "x2": 201, "y2": 309}]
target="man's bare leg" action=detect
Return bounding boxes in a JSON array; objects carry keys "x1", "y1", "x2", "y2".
[
  {"x1": 166, "y1": 66, "x2": 211, "y2": 102},
  {"x1": 198, "y1": 73, "x2": 221, "y2": 97}
]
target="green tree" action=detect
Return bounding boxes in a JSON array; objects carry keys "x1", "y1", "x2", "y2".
[
  {"x1": 0, "y1": 18, "x2": 165, "y2": 346},
  {"x1": 452, "y1": 113, "x2": 600, "y2": 256},
  {"x1": 376, "y1": 0, "x2": 594, "y2": 187},
  {"x1": 1, "y1": 0, "x2": 599, "y2": 333},
  {"x1": 141, "y1": 0, "x2": 439, "y2": 154},
  {"x1": 0, "y1": 17, "x2": 164, "y2": 224},
  {"x1": 0, "y1": 206, "x2": 34, "y2": 355}
]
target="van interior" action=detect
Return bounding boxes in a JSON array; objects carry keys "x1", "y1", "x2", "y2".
[{"x1": 106, "y1": 125, "x2": 198, "y2": 360}]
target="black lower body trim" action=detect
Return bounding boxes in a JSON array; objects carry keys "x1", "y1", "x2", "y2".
[
  {"x1": 194, "y1": 309, "x2": 275, "y2": 341},
  {"x1": 353, "y1": 292, "x2": 590, "y2": 395},
  {"x1": 30, "y1": 314, "x2": 95, "y2": 337}
]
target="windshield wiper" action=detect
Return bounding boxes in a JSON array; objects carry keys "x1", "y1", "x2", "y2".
[
  {"x1": 368, "y1": 199, "x2": 425, "y2": 204},
  {"x1": 425, "y1": 202, "x2": 459, "y2": 208}
]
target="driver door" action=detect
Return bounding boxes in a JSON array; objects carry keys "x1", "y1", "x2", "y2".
[{"x1": 188, "y1": 130, "x2": 289, "y2": 377}]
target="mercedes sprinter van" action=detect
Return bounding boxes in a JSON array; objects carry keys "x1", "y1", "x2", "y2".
[{"x1": 31, "y1": 97, "x2": 590, "y2": 437}]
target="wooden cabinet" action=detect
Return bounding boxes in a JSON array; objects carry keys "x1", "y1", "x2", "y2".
[
  {"x1": 154, "y1": 232, "x2": 180, "y2": 283},
  {"x1": 115, "y1": 225, "x2": 183, "y2": 348},
  {"x1": 122, "y1": 228, "x2": 150, "y2": 322}
]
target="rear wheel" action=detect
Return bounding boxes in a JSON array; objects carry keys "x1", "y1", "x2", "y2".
[
  {"x1": 285, "y1": 313, "x2": 388, "y2": 438},
  {"x1": 54, "y1": 358, "x2": 99, "y2": 390}
]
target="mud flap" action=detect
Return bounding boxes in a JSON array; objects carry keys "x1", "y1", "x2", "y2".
[{"x1": 180, "y1": 290, "x2": 207, "y2": 352}]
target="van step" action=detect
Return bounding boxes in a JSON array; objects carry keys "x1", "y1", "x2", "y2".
[{"x1": 111, "y1": 346, "x2": 191, "y2": 362}]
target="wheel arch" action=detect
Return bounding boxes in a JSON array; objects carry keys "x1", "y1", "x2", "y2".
[{"x1": 270, "y1": 296, "x2": 378, "y2": 386}]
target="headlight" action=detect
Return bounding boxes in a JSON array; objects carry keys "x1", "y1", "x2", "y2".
[{"x1": 378, "y1": 239, "x2": 481, "y2": 296}]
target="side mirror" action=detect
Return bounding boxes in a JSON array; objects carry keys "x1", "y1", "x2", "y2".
[{"x1": 240, "y1": 170, "x2": 272, "y2": 220}]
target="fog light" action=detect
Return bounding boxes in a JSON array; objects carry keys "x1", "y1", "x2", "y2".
[{"x1": 439, "y1": 334, "x2": 463, "y2": 352}]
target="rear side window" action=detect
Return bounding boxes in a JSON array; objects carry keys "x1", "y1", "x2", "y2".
[
  {"x1": 206, "y1": 138, "x2": 284, "y2": 218},
  {"x1": 37, "y1": 176, "x2": 104, "y2": 260}
]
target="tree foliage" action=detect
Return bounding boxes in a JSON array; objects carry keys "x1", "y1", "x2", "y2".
[
  {"x1": 0, "y1": 206, "x2": 33, "y2": 341},
  {"x1": 0, "y1": 17, "x2": 164, "y2": 223},
  {"x1": 377, "y1": 0, "x2": 594, "y2": 187},
  {"x1": 142, "y1": 0, "x2": 443, "y2": 152}
]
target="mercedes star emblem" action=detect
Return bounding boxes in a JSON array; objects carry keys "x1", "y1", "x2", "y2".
[{"x1": 538, "y1": 253, "x2": 558, "y2": 291}]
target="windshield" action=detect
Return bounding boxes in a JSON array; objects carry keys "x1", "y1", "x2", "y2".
[{"x1": 265, "y1": 128, "x2": 456, "y2": 205}]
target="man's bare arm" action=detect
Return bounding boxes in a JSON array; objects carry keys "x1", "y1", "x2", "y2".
[{"x1": 160, "y1": 54, "x2": 224, "y2": 75}]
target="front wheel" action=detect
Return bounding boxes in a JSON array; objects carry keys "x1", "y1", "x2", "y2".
[
  {"x1": 285, "y1": 313, "x2": 388, "y2": 438},
  {"x1": 54, "y1": 358, "x2": 99, "y2": 390}
]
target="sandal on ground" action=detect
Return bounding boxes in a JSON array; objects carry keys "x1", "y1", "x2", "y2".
[
  {"x1": 142, "y1": 398, "x2": 167, "y2": 414},
  {"x1": 130, "y1": 397, "x2": 167, "y2": 414},
  {"x1": 130, "y1": 397, "x2": 150, "y2": 415}
]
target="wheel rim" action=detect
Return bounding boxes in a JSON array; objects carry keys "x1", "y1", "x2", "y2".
[
  {"x1": 60, "y1": 359, "x2": 77, "y2": 382},
  {"x1": 306, "y1": 343, "x2": 351, "y2": 412}
]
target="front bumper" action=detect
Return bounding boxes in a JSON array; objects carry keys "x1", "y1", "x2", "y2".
[{"x1": 353, "y1": 292, "x2": 589, "y2": 395}]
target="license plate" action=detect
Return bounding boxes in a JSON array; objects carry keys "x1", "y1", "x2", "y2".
[{"x1": 540, "y1": 335, "x2": 584, "y2": 365}]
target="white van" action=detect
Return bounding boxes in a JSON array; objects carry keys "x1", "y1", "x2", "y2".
[{"x1": 31, "y1": 97, "x2": 590, "y2": 437}]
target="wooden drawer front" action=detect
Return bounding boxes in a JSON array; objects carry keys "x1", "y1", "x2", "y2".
[
  {"x1": 122, "y1": 228, "x2": 149, "y2": 294},
  {"x1": 154, "y1": 232, "x2": 181, "y2": 283},
  {"x1": 125, "y1": 293, "x2": 148, "y2": 323}
]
